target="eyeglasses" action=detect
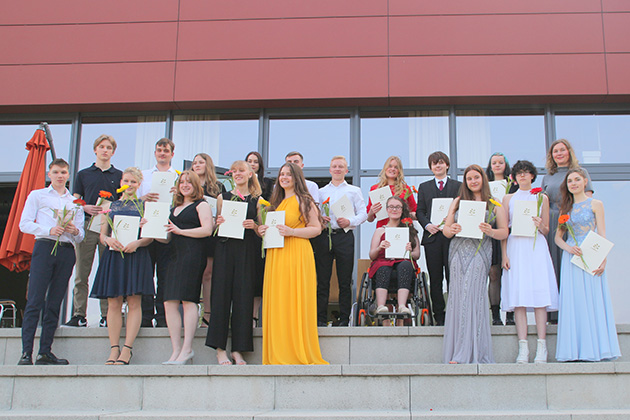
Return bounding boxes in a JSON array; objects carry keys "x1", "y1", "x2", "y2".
[{"x1": 386, "y1": 205, "x2": 403, "y2": 211}]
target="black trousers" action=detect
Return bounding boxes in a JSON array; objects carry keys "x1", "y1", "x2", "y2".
[
  {"x1": 314, "y1": 229, "x2": 354, "y2": 325},
  {"x1": 205, "y1": 239, "x2": 254, "y2": 352},
  {"x1": 424, "y1": 234, "x2": 451, "y2": 323},
  {"x1": 22, "y1": 240, "x2": 76, "y2": 355},
  {"x1": 142, "y1": 241, "x2": 171, "y2": 324}
]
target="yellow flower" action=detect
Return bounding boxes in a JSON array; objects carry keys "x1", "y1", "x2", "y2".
[
  {"x1": 175, "y1": 170, "x2": 182, "y2": 176},
  {"x1": 116, "y1": 185, "x2": 130, "y2": 193},
  {"x1": 259, "y1": 198, "x2": 271, "y2": 207},
  {"x1": 489, "y1": 198, "x2": 502, "y2": 207}
]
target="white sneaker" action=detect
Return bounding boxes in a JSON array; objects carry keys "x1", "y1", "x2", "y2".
[
  {"x1": 398, "y1": 305, "x2": 412, "y2": 315},
  {"x1": 534, "y1": 339, "x2": 548, "y2": 364},
  {"x1": 376, "y1": 305, "x2": 388, "y2": 314},
  {"x1": 516, "y1": 340, "x2": 529, "y2": 364}
]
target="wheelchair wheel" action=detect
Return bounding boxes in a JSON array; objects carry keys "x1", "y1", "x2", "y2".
[
  {"x1": 358, "y1": 309, "x2": 367, "y2": 326},
  {"x1": 420, "y1": 308, "x2": 431, "y2": 326}
]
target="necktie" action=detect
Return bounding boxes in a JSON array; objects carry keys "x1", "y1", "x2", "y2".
[{"x1": 438, "y1": 180, "x2": 444, "y2": 191}]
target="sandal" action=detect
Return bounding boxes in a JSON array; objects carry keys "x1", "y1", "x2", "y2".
[
  {"x1": 231, "y1": 352, "x2": 247, "y2": 365},
  {"x1": 201, "y1": 312, "x2": 211, "y2": 328},
  {"x1": 114, "y1": 345, "x2": 133, "y2": 365},
  {"x1": 105, "y1": 345, "x2": 120, "y2": 365},
  {"x1": 252, "y1": 317, "x2": 259, "y2": 328},
  {"x1": 216, "y1": 349, "x2": 232, "y2": 366}
]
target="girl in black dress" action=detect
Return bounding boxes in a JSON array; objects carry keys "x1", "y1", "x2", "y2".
[
  {"x1": 206, "y1": 160, "x2": 262, "y2": 365},
  {"x1": 162, "y1": 171, "x2": 213, "y2": 365},
  {"x1": 191, "y1": 153, "x2": 226, "y2": 327},
  {"x1": 91, "y1": 167, "x2": 154, "y2": 365}
]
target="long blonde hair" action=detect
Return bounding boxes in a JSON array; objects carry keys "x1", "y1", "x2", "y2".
[
  {"x1": 377, "y1": 156, "x2": 409, "y2": 196},
  {"x1": 230, "y1": 160, "x2": 261, "y2": 198},
  {"x1": 546, "y1": 139, "x2": 579, "y2": 175}
]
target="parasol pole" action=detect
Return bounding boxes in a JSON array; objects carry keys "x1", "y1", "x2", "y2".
[{"x1": 39, "y1": 122, "x2": 56, "y2": 160}]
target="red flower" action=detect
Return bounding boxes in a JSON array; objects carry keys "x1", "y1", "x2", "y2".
[
  {"x1": 401, "y1": 217, "x2": 413, "y2": 226},
  {"x1": 412, "y1": 185, "x2": 418, "y2": 194},
  {"x1": 322, "y1": 197, "x2": 330, "y2": 205},
  {"x1": 530, "y1": 187, "x2": 543, "y2": 195},
  {"x1": 558, "y1": 214, "x2": 570, "y2": 224},
  {"x1": 73, "y1": 199, "x2": 86, "y2": 206},
  {"x1": 224, "y1": 170, "x2": 233, "y2": 176},
  {"x1": 99, "y1": 190, "x2": 113, "y2": 198}
]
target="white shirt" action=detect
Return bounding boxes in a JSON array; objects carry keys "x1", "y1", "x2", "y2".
[
  {"x1": 305, "y1": 179, "x2": 320, "y2": 204},
  {"x1": 318, "y1": 181, "x2": 367, "y2": 230},
  {"x1": 139, "y1": 165, "x2": 177, "y2": 198},
  {"x1": 19, "y1": 186, "x2": 85, "y2": 245}
]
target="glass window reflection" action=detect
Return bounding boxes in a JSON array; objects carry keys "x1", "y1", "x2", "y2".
[
  {"x1": 173, "y1": 114, "x2": 259, "y2": 170},
  {"x1": 555, "y1": 114, "x2": 630, "y2": 164},
  {"x1": 268, "y1": 117, "x2": 350, "y2": 168},
  {"x1": 361, "y1": 111, "x2": 449, "y2": 170},
  {"x1": 0, "y1": 123, "x2": 72, "y2": 172},
  {"x1": 79, "y1": 116, "x2": 166, "y2": 172},
  {"x1": 456, "y1": 111, "x2": 546, "y2": 169}
]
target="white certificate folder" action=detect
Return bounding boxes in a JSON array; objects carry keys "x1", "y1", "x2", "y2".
[
  {"x1": 456, "y1": 200, "x2": 486, "y2": 239},
  {"x1": 110, "y1": 215, "x2": 140, "y2": 249},
  {"x1": 511, "y1": 200, "x2": 537, "y2": 237},
  {"x1": 218, "y1": 200, "x2": 248, "y2": 239},
  {"x1": 385, "y1": 227, "x2": 409, "y2": 259},
  {"x1": 150, "y1": 172, "x2": 177, "y2": 203},
  {"x1": 369, "y1": 186, "x2": 392, "y2": 221},
  {"x1": 430, "y1": 198, "x2": 453, "y2": 226},
  {"x1": 330, "y1": 194, "x2": 355, "y2": 233},
  {"x1": 140, "y1": 202, "x2": 170, "y2": 240},
  {"x1": 263, "y1": 211, "x2": 285, "y2": 249},
  {"x1": 571, "y1": 230, "x2": 614, "y2": 275}
]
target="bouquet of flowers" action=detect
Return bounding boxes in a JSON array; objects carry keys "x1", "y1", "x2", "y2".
[{"x1": 50, "y1": 198, "x2": 85, "y2": 255}]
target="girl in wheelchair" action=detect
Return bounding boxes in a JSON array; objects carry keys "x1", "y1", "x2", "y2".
[{"x1": 368, "y1": 196, "x2": 421, "y2": 326}]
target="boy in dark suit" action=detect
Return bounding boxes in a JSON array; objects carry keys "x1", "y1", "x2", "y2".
[{"x1": 415, "y1": 152, "x2": 461, "y2": 325}]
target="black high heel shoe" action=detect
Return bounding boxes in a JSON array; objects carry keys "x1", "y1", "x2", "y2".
[
  {"x1": 105, "y1": 345, "x2": 120, "y2": 365},
  {"x1": 202, "y1": 312, "x2": 211, "y2": 326},
  {"x1": 115, "y1": 345, "x2": 133, "y2": 365}
]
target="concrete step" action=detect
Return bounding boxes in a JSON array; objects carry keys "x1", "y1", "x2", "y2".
[
  {"x1": 2, "y1": 410, "x2": 630, "y2": 419},
  {"x1": 0, "y1": 363, "x2": 629, "y2": 413},
  {"x1": 1, "y1": 325, "x2": 628, "y2": 366}
]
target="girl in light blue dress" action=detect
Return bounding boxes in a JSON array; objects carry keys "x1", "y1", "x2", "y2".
[{"x1": 554, "y1": 168, "x2": 620, "y2": 362}]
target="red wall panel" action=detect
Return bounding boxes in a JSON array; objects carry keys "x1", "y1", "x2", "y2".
[
  {"x1": 177, "y1": 18, "x2": 387, "y2": 61},
  {"x1": 606, "y1": 54, "x2": 630, "y2": 95},
  {"x1": 174, "y1": 58, "x2": 388, "y2": 102},
  {"x1": 603, "y1": 13, "x2": 630, "y2": 53},
  {"x1": 390, "y1": 0, "x2": 602, "y2": 15},
  {"x1": 602, "y1": 0, "x2": 630, "y2": 12},
  {"x1": 0, "y1": 23, "x2": 178, "y2": 65},
  {"x1": 179, "y1": 0, "x2": 387, "y2": 20},
  {"x1": 0, "y1": 62, "x2": 175, "y2": 106},
  {"x1": 0, "y1": 0, "x2": 178, "y2": 25},
  {"x1": 389, "y1": 54, "x2": 608, "y2": 98},
  {"x1": 390, "y1": 14, "x2": 604, "y2": 56}
]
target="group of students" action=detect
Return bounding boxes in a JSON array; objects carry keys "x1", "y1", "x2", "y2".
[{"x1": 16, "y1": 135, "x2": 620, "y2": 367}]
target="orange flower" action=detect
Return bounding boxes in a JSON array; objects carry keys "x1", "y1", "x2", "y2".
[
  {"x1": 322, "y1": 197, "x2": 330, "y2": 205},
  {"x1": 99, "y1": 190, "x2": 113, "y2": 198},
  {"x1": 412, "y1": 185, "x2": 418, "y2": 194},
  {"x1": 558, "y1": 214, "x2": 570, "y2": 224}
]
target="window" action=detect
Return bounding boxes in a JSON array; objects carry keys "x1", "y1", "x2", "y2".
[
  {"x1": 555, "y1": 113, "x2": 630, "y2": 164},
  {"x1": 361, "y1": 111, "x2": 449, "y2": 170},
  {"x1": 0, "y1": 123, "x2": 72, "y2": 172},
  {"x1": 268, "y1": 117, "x2": 350, "y2": 168},
  {"x1": 172, "y1": 114, "x2": 259, "y2": 171},
  {"x1": 456, "y1": 110, "x2": 546, "y2": 169},
  {"x1": 79, "y1": 116, "x2": 166, "y2": 171}
]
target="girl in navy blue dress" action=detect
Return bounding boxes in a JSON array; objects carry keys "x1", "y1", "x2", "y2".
[{"x1": 91, "y1": 167, "x2": 154, "y2": 365}]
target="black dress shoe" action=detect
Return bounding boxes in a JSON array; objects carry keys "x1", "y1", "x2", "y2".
[
  {"x1": 35, "y1": 352, "x2": 69, "y2": 365},
  {"x1": 18, "y1": 352, "x2": 32, "y2": 365}
]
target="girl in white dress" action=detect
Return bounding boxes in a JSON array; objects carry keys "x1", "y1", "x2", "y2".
[{"x1": 501, "y1": 160, "x2": 558, "y2": 363}]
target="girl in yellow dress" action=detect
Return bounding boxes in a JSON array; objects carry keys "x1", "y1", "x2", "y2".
[{"x1": 258, "y1": 162, "x2": 328, "y2": 365}]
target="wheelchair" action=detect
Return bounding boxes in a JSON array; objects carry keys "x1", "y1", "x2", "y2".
[{"x1": 353, "y1": 264, "x2": 432, "y2": 327}]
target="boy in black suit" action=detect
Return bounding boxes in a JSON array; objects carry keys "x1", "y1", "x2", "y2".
[{"x1": 415, "y1": 151, "x2": 461, "y2": 326}]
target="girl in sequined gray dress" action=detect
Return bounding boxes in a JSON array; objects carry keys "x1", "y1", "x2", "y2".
[{"x1": 442, "y1": 165, "x2": 508, "y2": 364}]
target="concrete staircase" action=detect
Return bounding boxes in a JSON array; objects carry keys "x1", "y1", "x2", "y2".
[{"x1": 1, "y1": 325, "x2": 629, "y2": 419}]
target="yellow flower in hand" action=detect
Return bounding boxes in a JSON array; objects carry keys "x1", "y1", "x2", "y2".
[
  {"x1": 259, "y1": 198, "x2": 271, "y2": 207},
  {"x1": 116, "y1": 185, "x2": 130, "y2": 193},
  {"x1": 489, "y1": 198, "x2": 502, "y2": 207}
]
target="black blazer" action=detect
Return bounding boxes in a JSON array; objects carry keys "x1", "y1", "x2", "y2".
[{"x1": 416, "y1": 178, "x2": 462, "y2": 245}]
